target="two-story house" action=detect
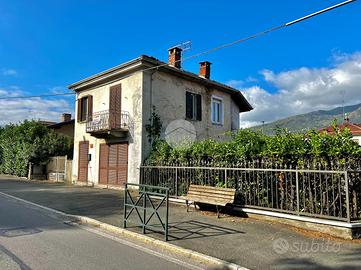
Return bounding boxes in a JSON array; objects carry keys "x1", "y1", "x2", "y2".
[{"x1": 68, "y1": 47, "x2": 252, "y2": 188}]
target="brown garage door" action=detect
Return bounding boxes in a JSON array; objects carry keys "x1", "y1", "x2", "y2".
[
  {"x1": 99, "y1": 142, "x2": 128, "y2": 186},
  {"x1": 78, "y1": 141, "x2": 89, "y2": 182}
]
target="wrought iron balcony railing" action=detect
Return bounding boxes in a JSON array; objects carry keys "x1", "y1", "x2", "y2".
[{"x1": 86, "y1": 110, "x2": 130, "y2": 133}]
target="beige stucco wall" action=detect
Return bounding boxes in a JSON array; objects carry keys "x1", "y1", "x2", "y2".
[
  {"x1": 141, "y1": 71, "x2": 240, "y2": 158},
  {"x1": 72, "y1": 72, "x2": 143, "y2": 185},
  {"x1": 51, "y1": 123, "x2": 74, "y2": 138}
]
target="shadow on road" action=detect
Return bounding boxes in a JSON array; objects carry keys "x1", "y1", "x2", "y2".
[
  {"x1": 167, "y1": 220, "x2": 244, "y2": 241},
  {"x1": 274, "y1": 246, "x2": 361, "y2": 270}
]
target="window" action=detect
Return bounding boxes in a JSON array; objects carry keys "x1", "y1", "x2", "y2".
[
  {"x1": 211, "y1": 96, "x2": 223, "y2": 124},
  {"x1": 80, "y1": 97, "x2": 88, "y2": 121},
  {"x1": 77, "y1": 95, "x2": 93, "y2": 122},
  {"x1": 185, "y1": 91, "x2": 202, "y2": 121}
]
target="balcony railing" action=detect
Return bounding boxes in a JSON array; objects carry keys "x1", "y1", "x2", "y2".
[{"x1": 86, "y1": 110, "x2": 130, "y2": 133}]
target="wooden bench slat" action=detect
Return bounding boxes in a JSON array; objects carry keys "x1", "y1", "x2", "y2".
[
  {"x1": 187, "y1": 189, "x2": 235, "y2": 197},
  {"x1": 188, "y1": 187, "x2": 235, "y2": 195},
  {"x1": 187, "y1": 191, "x2": 234, "y2": 200},
  {"x1": 189, "y1": 185, "x2": 235, "y2": 192},
  {"x1": 185, "y1": 197, "x2": 232, "y2": 206}
]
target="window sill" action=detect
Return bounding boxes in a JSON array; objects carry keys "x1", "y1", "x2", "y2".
[
  {"x1": 185, "y1": 117, "x2": 201, "y2": 122},
  {"x1": 212, "y1": 122, "x2": 223, "y2": 126}
]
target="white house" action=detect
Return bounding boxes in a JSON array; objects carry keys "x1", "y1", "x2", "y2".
[{"x1": 68, "y1": 47, "x2": 253, "y2": 188}]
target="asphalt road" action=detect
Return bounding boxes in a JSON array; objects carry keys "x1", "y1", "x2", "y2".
[{"x1": 0, "y1": 194, "x2": 198, "y2": 270}]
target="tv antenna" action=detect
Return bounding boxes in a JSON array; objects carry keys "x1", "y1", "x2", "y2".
[
  {"x1": 171, "y1": 40, "x2": 192, "y2": 54},
  {"x1": 341, "y1": 90, "x2": 346, "y2": 121}
]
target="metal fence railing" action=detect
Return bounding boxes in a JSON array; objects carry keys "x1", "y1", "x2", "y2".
[
  {"x1": 86, "y1": 110, "x2": 130, "y2": 133},
  {"x1": 140, "y1": 165, "x2": 360, "y2": 223}
]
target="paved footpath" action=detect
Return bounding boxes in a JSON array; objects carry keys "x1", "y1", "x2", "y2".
[{"x1": 1, "y1": 176, "x2": 361, "y2": 270}]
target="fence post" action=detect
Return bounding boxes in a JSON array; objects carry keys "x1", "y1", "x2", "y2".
[
  {"x1": 345, "y1": 171, "x2": 351, "y2": 223},
  {"x1": 143, "y1": 190, "x2": 147, "y2": 234},
  {"x1": 28, "y1": 162, "x2": 32, "y2": 180},
  {"x1": 123, "y1": 184, "x2": 127, "y2": 228},
  {"x1": 165, "y1": 189, "x2": 169, "y2": 241},
  {"x1": 64, "y1": 155, "x2": 68, "y2": 183},
  {"x1": 296, "y1": 169, "x2": 300, "y2": 215},
  {"x1": 175, "y1": 167, "x2": 178, "y2": 197},
  {"x1": 224, "y1": 168, "x2": 228, "y2": 188}
]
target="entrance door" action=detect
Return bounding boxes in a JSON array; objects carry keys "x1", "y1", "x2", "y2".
[
  {"x1": 98, "y1": 142, "x2": 128, "y2": 186},
  {"x1": 99, "y1": 144, "x2": 109, "y2": 185},
  {"x1": 78, "y1": 141, "x2": 89, "y2": 182}
]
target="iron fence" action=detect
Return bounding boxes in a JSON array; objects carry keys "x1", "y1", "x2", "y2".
[{"x1": 140, "y1": 165, "x2": 360, "y2": 223}]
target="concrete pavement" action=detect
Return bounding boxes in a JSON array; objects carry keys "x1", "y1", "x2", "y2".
[
  {"x1": 1, "y1": 176, "x2": 361, "y2": 270},
  {"x1": 0, "y1": 191, "x2": 204, "y2": 270}
]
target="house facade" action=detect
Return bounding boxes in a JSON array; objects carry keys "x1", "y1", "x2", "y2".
[
  {"x1": 48, "y1": 113, "x2": 75, "y2": 138},
  {"x1": 68, "y1": 48, "x2": 252, "y2": 188}
]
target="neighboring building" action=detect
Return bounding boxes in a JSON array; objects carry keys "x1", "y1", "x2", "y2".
[
  {"x1": 48, "y1": 113, "x2": 75, "y2": 138},
  {"x1": 68, "y1": 48, "x2": 253, "y2": 187},
  {"x1": 321, "y1": 119, "x2": 361, "y2": 145}
]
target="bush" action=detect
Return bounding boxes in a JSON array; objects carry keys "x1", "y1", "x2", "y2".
[
  {"x1": 0, "y1": 120, "x2": 73, "y2": 176},
  {"x1": 145, "y1": 127, "x2": 361, "y2": 167}
]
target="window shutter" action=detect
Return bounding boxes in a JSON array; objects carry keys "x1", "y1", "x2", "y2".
[
  {"x1": 196, "y1": 94, "x2": 202, "y2": 121},
  {"x1": 185, "y1": 92, "x2": 193, "y2": 119},
  {"x1": 77, "y1": 99, "x2": 81, "y2": 122},
  {"x1": 88, "y1": 95, "x2": 93, "y2": 120}
]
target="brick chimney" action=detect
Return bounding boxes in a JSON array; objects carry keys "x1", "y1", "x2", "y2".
[
  {"x1": 61, "y1": 113, "x2": 71, "y2": 122},
  {"x1": 168, "y1": 47, "x2": 182, "y2": 68},
  {"x1": 199, "y1": 61, "x2": 212, "y2": 79}
]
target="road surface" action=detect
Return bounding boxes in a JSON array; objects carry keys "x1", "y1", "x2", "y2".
[{"x1": 0, "y1": 193, "x2": 202, "y2": 270}]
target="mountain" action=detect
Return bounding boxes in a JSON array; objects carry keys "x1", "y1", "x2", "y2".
[{"x1": 252, "y1": 103, "x2": 361, "y2": 135}]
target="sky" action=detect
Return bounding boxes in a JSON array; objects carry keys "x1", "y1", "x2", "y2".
[{"x1": 0, "y1": 0, "x2": 360, "y2": 127}]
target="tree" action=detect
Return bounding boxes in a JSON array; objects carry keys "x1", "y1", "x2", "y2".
[{"x1": 0, "y1": 120, "x2": 73, "y2": 176}]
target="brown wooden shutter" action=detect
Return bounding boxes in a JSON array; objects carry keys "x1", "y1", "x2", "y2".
[
  {"x1": 78, "y1": 141, "x2": 89, "y2": 182},
  {"x1": 109, "y1": 84, "x2": 122, "y2": 112},
  {"x1": 117, "y1": 143, "x2": 128, "y2": 186},
  {"x1": 87, "y1": 95, "x2": 93, "y2": 120},
  {"x1": 109, "y1": 85, "x2": 122, "y2": 129},
  {"x1": 77, "y1": 99, "x2": 81, "y2": 122},
  {"x1": 107, "y1": 144, "x2": 118, "y2": 185},
  {"x1": 99, "y1": 144, "x2": 109, "y2": 185}
]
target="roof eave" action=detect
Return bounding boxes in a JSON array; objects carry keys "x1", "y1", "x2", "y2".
[{"x1": 67, "y1": 55, "x2": 253, "y2": 112}]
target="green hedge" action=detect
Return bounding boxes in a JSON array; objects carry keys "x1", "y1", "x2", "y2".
[
  {"x1": 146, "y1": 126, "x2": 361, "y2": 167},
  {"x1": 0, "y1": 120, "x2": 73, "y2": 177}
]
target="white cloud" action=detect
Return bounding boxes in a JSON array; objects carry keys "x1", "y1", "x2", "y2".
[
  {"x1": 236, "y1": 52, "x2": 361, "y2": 128},
  {"x1": 2, "y1": 68, "x2": 17, "y2": 76},
  {"x1": 0, "y1": 88, "x2": 74, "y2": 126}
]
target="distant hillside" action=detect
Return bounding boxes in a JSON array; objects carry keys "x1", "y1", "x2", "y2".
[{"x1": 252, "y1": 103, "x2": 361, "y2": 135}]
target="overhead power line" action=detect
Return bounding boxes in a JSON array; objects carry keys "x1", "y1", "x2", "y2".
[
  {"x1": 141, "y1": 0, "x2": 357, "y2": 72},
  {"x1": 0, "y1": 92, "x2": 75, "y2": 100},
  {"x1": 0, "y1": 0, "x2": 357, "y2": 101}
]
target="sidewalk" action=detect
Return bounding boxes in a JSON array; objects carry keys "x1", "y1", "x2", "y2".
[{"x1": 0, "y1": 176, "x2": 360, "y2": 270}]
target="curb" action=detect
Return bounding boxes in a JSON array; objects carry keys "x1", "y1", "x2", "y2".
[{"x1": 0, "y1": 191, "x2": 248, "y2": 270}]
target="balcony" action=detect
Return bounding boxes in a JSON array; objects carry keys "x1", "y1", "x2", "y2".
[{"x1": 86, "y1": 110, "x2": 130, "y2": 138}]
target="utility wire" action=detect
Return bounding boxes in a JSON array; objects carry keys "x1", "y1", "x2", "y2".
[
  {"x1": 0, "y1": 92, "x2": 75, "y2": 100},
  {"x1": 0, "y1": 0, "x2": 357, "y2": 101},
  {"x1": 141, "y1": 0, "x2": 357, "y2": 72}
]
